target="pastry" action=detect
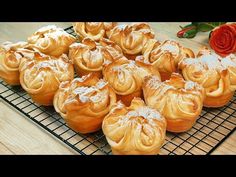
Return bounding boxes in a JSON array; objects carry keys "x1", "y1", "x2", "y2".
[
  {"x1": 179, "y1": 47, "x2": 236, "y2": 107},
  {"x1": 68, "y1": 37, "x2": 123, "y2": 78},
  {"x1": 103, "y1": 57, "x2": 161, "y2": 106},
  {"x1": 28, "y1": 25, "x2": 76, "y2": 57},
  {"x1": 73, "y1": 22, "x2": 117, "y2": 41},
  {"x1": 137, "y1": 39, "x2": 194, "y2": 81},
  {"x1": 53, "y1": 73, "x2": 116, "y2": 133},
  {"x1": 102, "y1": 97, "x2": 166, "y2": 155},
  {"x1": 108, "y1": 23, "x2": 155, "y2": 59},
  {"x1": 19, "y1": 52, "x2": 74, "y2": 106},
  {"x1": 0, "y1": 41, "x2": 35, "y2": 85},
  {"x1": 143, "y1": 73, "x2": 205, "y2": 133}
]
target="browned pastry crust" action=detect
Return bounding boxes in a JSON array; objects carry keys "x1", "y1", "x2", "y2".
[
  {"x1": 137, "y1": 39, "x2": 194, "y2": 81},
  {"x1": 53, "y1": 73, "x2": 117, "y2": 133},
  {"x1": 102, "y1": 57, "x2": 161, "y2": 106},
  {"x1": 102, "y1": 97, "x2": 166, "y2": 155},
  {"x1": 108, "y1": 23, "x2": 155, "y2": 58},
  {"x1": 19, "y1": 52, "x2": 74, "y2": 106},
  {"x1": 143, "y1": 73, "x2": 205, "y2": 133},
  {"x1": 0, "y1": 41, "x2": 35, "y2": 85},
  {"x1": 68, "y1": 37, "x2": 123, "y2": 78},
  {"x1": 73, "y1": 22, "x2": 117, "y2": 41},
  {"x1": 28, "y1": 25, "x2": 76, "y2": 57},
  {"x1": 179, "y1": 47, "x2": 236, "y2": 107}
]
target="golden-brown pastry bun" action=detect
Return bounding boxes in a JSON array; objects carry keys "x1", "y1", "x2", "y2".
[
  {"x1": 53, "y1": 73, "x2": 117, "y2": 133},
  {"x1": 68, "y1": 37, "x2": 123, "y2": 78},
  {"x1": 108, "y1": 23, "x2": 155, "y2": 59},
  {"x1": 73, "y1": 22, "x2": 117, "y2": 41},
  {"x1": 143, "y1": 73, "x2": 205, "y2": 133},
  {"x1": 137, "y1": 39, "x2": 194, "y2": 81},
  {"x1": 28, "y1": 25, "x2": 76, "y2": 57},
  {"x1": 102, "y1": 57, "x2": 161, "y2": 106},
  {"x1": 19, "y1": 52, "x2": 74, "y2": 106},
  {"x1": 102, "y1": 97, "x2": 166, "y2": 155},
  {"x1": 179, "y1": 47, "x2": 236, "y2": 107},
  {"x1": 0, "y1": 41, "x2": 35, "y2": 85}
]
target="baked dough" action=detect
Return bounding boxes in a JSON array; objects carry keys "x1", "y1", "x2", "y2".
[
  {"x1": 103, "y1": 57, "x2": 161, "y2": 106},
  {"x1": 28, "y1": 25, "x2": 76, "y2": 57},
  {"x1": 179, "y1": 47, "x2": 236, "y2": 107},
  {"x1": 143, "y1": 73, "x2": 205, "y2": 132},
  {"x1": 137, "y1": 39, "x2": 194, "y2": 81},
  {"x1": 108, "y1": 23, "x2": 155, "y2": 59},
  {"x1": 73, "y1": 22, "x2": 117, "y2": 41},
  {"x1": 0, "y1": 41, "x2": 35, "y2": 85},
  {"x1": 102, "y1": 97, "x2": 166, "y2": 155},
  {"x1": 69, "y1": 37, "x2": 123, "y2": 77},
  {"x1": 53, "y1": 73, "x2": 116, "y2": 133},
  {"x1": 20, "y1": 52, "x2": 74, "y2": 106}
]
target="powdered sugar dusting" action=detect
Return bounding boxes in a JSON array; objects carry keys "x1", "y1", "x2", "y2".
[
  {"x1": 127, "y1": 107, "x2": 163, "y2": 121},
  {"x1": 71, "y1": 79, "x2": 108, "y2": 103},
  {"x1": 90, "y1": 91, "x2": 107, "y2": 102},
  {"x1": 161, "y1": 43, "x2": 179, "y2": 54},
  {"x1": 182, "y1": 52, "x2": 236, "y2": 71},
  {"x1": 96, "y1": 79, "x2": 107, "y2": 89},
  {"x1": 146, "y1": 75, "x2": 202, "y2": 96},
  {"x1": 146, "y1": 76, "x2": 175, "y2": 94},
  {"x1": 221, "y1": 54, "x2": 236, "y2": 68},
  {"x1": 146, "y1": 76, "x2": 161, "y2": 89},
  {"x1": 73, "y1": 86, "x2": 95, "y2": 103},
  {"x1": 127, "y1": 60, "x2": 136, "y2": 68},
  {"x1": 73, "y1": 74, "x2": 91, "y2": 83},
  {"x1": 184, "y1": 81, "x2": 196, "y2": 90},
  {"x1": 103, "y1": 59, "x2": 112, "y2": 65},
  {"x1": 201, "y1": 54, "x2": 222, "y2": 69}
]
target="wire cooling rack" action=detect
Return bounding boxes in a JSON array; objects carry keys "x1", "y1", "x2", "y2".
[{"x1": 0, "y1": 26, "x2": 236, "y2": 155}]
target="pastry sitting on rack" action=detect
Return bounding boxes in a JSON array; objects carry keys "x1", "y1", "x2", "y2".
[
  {"x1": 137, "y1": 39, "x2": 195, "y2": 81},
  {"x1": 0, "y1": 41, "x2": 35, "y2": 85},
  {"x1": 53, "y1": 73, "x2": 116, "y2": 133},
  {"x1": 102, "y1": 57, "x2": 161, "y2": 106},
  {"x1": 107, "y1": 23, "x2": 155, "y2": 60},
  {"x1": 143, "y1": 73, "x2": 205, "y2": 133},
  {"x1": 28, "y1": 25, "x2": 76, "y2": 57},
  {"x1": 179, "y1": 47, "x2": 236, "y2": 107},
  {"x1": 73, "y1": 22, "x2": 117, "y2": 41},
  {"x1": 19, "y1": 52, "x2": 74, "y2": 106},
  {"x1": 68, "y1": 37, "x2": 124, "y2": 78},
  {"x1": 102, "y1": 97, "x2": 166, "y2": 155}
]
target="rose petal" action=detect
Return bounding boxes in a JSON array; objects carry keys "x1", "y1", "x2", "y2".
[{"x1": 209, "y1": 23, "x2": 236, "y2": 56}]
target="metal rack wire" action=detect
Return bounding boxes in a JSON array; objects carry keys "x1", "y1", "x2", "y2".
[{"x1": 0, "y1": 26, "x2": 235, "y2": 155}]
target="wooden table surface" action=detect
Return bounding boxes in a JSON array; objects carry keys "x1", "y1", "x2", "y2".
[{"x1": 0, "y1": 22, "x2": 235, "y2": 154}]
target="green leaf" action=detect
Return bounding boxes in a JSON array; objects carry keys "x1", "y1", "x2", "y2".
[
  {"x1": 183, "y1": 28, "x2": 198, "y2": 38},
  {"x1": 196, "y1": 22, "x2": 227, "y2": 32},
  {"x1": 197, "y1": 23, "x2": 215, "y2": 32},
  {"x1": 209, "y1": 22, "x2": 226, "y2": 27},
  {"x1": 177, "y1": 22, "x2": 227, "y2": 39},
  {"x1": 181, "y1": 23, "x2": 197, "y2": 29}
]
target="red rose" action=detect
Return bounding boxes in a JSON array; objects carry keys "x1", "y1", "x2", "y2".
[{"x1": 209, "y1": 23, "x2": 236, "y2": 57}]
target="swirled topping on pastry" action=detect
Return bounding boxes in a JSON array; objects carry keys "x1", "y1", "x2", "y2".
[
  {"x1": 73, "y1": 22, "x2": 117, "y2": 41},
  {"x1": 102, "y1": 97, "x2": 166, "y2": 155},
  {"x1": 179, "y1": 48, "x2": 236, "y2": 107},
  {"x1": 108, "y1": 23, "x2": 155, "y2": 56},
  {"x1": 103, "y1": 58, "x2": 160, "y2": 96},
  {"x1": 0, "y1": 41, "x2": 35, "y2": 85},
  {"x1": 137, "y1": 39, "x2": 194, "y2": 80},
  {"x1": 69, "y1": 38, "x2": 123, "y2": 77},
  {"x1": 20, "y1": 52, "x2": 74, "y2": 105},
  {"x1": 28, "y1": 25, "x2": 76, "y2": 57},
  {"x1": 143, "y1": 73, "x2": 205, "y2": 132},
  {"x1": 53, "y1": 73, "x2": 116, "y2": 133}
]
